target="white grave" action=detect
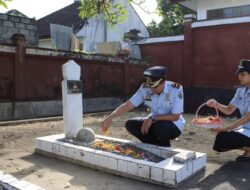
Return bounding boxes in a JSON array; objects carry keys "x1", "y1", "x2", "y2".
[
  {"x1": 35, "y1": 134, "x2": 207, "y2": 187},
  {"x1": 62, "y1": 60, "x2": 83, "y2": 138},
  {"x1": 35, "y1": 60, "x2": 207, "y2": 187}
]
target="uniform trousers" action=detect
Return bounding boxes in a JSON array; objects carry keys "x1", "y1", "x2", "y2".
[
  {"x1": 213, "y1": 131, "x2": 250, "y2": 152},
  {"x1": 125, "y1": 117, "x2": 181, "y2": 147}
]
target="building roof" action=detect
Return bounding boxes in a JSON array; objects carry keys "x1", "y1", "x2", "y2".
[
  {"x1": 38, "y1": 1, "x2": 149, "y2": 39},
  {"x1": 6, "y1": 9, "x2": 28, "y2": 17},
  {"x1": 37, "y1": 2, "x2": 85, "y2": 39},
  {"x1": 171, "y1": 0, "x2": 197, "y2": 12}
]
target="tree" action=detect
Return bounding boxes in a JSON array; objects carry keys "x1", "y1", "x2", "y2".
[
  {"x1": 148, "y1": 0, "x2": 191, "y2": 37},
  {"x1": 78, "y1": 0, "x2": 127, "y2": 26},
  {"x1": 78, "y1": 0, "x2": 147, "y2": 26},
  {"x1": 0, "y1": 0, "x2": 12, "y2": 9},
  {"x1": 78, "y1": 0, "x2": 190, "y2": 36}
]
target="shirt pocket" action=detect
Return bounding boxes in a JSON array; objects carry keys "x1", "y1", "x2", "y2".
[
  {"x1": 238, "y1": 97, "x2": 244, "y2": 107},
  {"x1": 162, "y1": 99, "x2": 172, "y2": 108}
]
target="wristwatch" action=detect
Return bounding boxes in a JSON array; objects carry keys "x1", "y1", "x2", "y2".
[{"x1": 150, "y1": 115, "x2": 156, "y2": 123}]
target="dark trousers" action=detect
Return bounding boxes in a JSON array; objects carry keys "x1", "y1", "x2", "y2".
[
  {"x1": 125, "y1": 117, "x2": 181, "y2": 147},
  {"x1": 213, "y1": 131, "x2": 250, "y2": 152}
]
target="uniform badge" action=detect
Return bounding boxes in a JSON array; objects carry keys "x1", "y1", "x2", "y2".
[
  {"x1": 145, "y1": 95, "x2": 152, "y2": 101},
  {"x1": 239, "y1": 60, "x2": 244, "y2": 68},
  {"x1": 178, "y1": 92, "x2": 183, "y2": 99},
  {"x1": 165, "y1": 93, "x2": 171, "y2": 101}
]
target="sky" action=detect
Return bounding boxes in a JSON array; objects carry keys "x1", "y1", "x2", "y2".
[{"x1": 0, "y1": 0, "x2": 162, "y2": 25}]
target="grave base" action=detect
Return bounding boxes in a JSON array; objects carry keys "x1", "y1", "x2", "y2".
[{"x1": 35, "y1": 134, "x2": 207, "y2": 187}]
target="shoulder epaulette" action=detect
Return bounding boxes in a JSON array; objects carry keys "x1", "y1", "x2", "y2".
[
  {"x1": 142, "y1": 83, "x2": 147, "y2": 88},
  {"x1": 171, "y1": 82, "x2": 181, "y2": 89}
]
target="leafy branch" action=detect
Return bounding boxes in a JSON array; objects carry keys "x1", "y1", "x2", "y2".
[
  {"x1": 78, "y1": 0, "x2": 128, "y2": 26},
  {"x1": 147, "y1": 0, "x2": 191, "y2": 37},
  {"x1": 0, "y1": 0, "x2": 12, "y2": 9},
  {"x1": 129, "y1": 0, "x2": 157, "y2": 14},
  {"x1": 78, "y1": 0, "x2": 151, "y2": 26}
]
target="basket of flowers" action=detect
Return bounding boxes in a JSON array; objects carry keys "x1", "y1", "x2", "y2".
[{"x1": 192, "y1": 103, "x2": 223, "y2": 129}]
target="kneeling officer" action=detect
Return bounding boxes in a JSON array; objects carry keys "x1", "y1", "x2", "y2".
[{"x1": 101, "y1": 66, "x2": 185, "y2": 147}]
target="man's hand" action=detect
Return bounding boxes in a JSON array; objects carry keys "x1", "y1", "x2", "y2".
[
  {"x1": 101, "y1": 117, "x2": 113, "y2": 133},
  {"x1": 207, "y1": 99, "x2": 218, "y2": 108},
  {"x1": 141, "y1": 117, "x2": 152, "y2": 135}
]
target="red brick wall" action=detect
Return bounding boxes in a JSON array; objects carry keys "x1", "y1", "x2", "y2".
[
  {"x1": 140, "y1": 41, "x2": 184, "y2": 84},
  {"x1": 139, "y1": 22, "x2": 250, "y2": 89},
  {"x1": 2, "y1": 21, "x2": 250, "y2": 104},
  {"x1": 0, "y1": 52, "x2": 14, "y2": 101},
  {"x1": 128, "y1": 63, "x2": 148, "y2": 93},
  {"x1": 0, "y1": 50, "x2": 147, "y2": 102},
  {"x1": 24, "y1": 55, "x2": 64, "y2": 100},
  {"x1": 192, "y1": 23, "x2": 250, "y2": 88},
  {"x1": 77, "y1": 59, "x2": 124, "y2": 97}
]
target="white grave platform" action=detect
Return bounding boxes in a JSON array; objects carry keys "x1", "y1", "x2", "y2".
[
  {"x1": 35, "y1": 134, "x2": 206, "y2": 187},
  {"x1": 0, "y1": 171, "x2": 44, "y2": 190}
]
